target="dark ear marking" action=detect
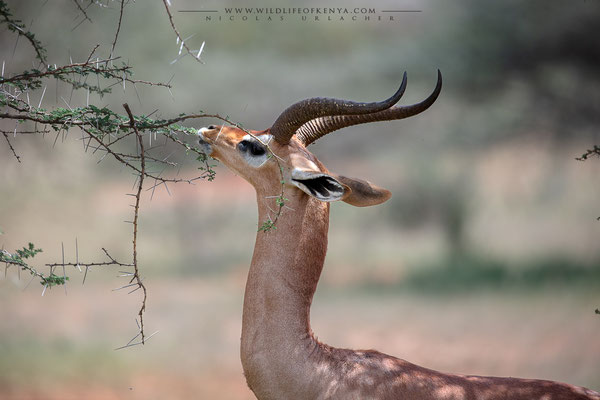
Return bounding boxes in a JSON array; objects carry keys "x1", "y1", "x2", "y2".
[
  {"x1": 293, "y1": 176, "x2": 342, "y2": 198},
  {"x1": 291, "y1": 174, "x2": 347, "y2": 202}
]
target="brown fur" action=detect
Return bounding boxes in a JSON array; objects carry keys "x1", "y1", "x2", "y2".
[{"x1": 198, "y1": 125, "x2": 600, "y2": 400}]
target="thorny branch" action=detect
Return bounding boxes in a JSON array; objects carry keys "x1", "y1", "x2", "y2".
[
  {"x1": 576, "y1": 145, "x2": 600, "y2": 161},
  {"x1": 110, "y1": 0, "x2": 126, "y2": 58},
  {"x1": 1, "y1": 68, "x2": 228, "y2": 341},
  {"x1": 162, "y1": 0, "x2": 205, "y2": 64},
  {"x1": 71, "y1": 0, "x2": 92, "y2": 24},
  {"x1": 45, "y1": 248, "x2": 133, "y2": 269},
  {"x1": 1, "y1": 243, "x2": 132, "y2": 292},
  {"x1": 0, "y1": 56, "x2": 171, "y2": 93},
  {"x1": 0, "y1": 0, "x2": 46, "y2": 64},
  {"x1": 2, "y1": 131, "x2": 20, "y2": 162},
  {"x1": 0, "y1": 0, "x2": 217, "y2": 344},
  {"x1": 1, "y1": 0, "x2": 293, "y2": 343},
  {"x1": 124, "y1": 103, "x2": 148, "y2": 344}
]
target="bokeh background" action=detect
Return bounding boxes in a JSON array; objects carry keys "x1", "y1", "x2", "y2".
[{"x1": 1, "y1": 0, "x2": 599, "y2": 399}]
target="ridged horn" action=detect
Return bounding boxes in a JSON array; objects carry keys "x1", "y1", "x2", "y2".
[
  {"x1": 269, "y1": 72, "x2": 408, "y2": 144},
  {"x1": 296, "y1": 70, "x2": 442, "y2": 146}
]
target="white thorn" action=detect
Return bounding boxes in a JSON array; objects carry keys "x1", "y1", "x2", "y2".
[
  {"x1": 38, "y1": 85, "x2": 47, "y2": 108},
  {"x1": 61, "y1": 96, "x2": 73, "y2": 111},
  {"x1": 197, "y1": 41, "x2": 205, "y2": 59}
]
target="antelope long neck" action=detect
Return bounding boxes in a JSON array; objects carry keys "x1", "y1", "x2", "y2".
[
  {"x1": 238, "y1": 187, "x2": 600, "y2": 400},
  {"x1": 240, "y1": 189, "x2": 329, "y2": 399}
]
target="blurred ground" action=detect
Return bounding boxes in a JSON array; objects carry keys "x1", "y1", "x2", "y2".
[
  {"x1": 1, "y1": 0, "x2": 599, "y2": 398},
  {"x1": 1, "y1": 279, "x2": 599, "y2": 400}
]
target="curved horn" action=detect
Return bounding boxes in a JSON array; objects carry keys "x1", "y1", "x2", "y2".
[
  {"x1": 296, "y1": 70, "x2": 442, "y2": 146},
  {"x1": 269, "y1": 72, "x2": 408, "y2": 144}
]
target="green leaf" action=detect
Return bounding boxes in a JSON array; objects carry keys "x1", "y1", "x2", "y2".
[
  {"x1": 258, "y1": 220, "x2": 276, "y2": 233},
  {"x1": 41, "y1": 273, "x2": 69, "y2": 287}
]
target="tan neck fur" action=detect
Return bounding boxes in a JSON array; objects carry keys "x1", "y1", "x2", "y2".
[
  {"x1": 238, "y1": 186, "x2": 600, "y2": 400},
  {"x1": 241, "y1": 187, "x2": 328, "y2": 399}
]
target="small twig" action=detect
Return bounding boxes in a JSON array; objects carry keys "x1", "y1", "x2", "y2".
[
  {"x1": 45, "y1": 258, "x2": 133, "y2": 268},
  {"x1": 2, "y1": 131, "x2": 21, "y2": 162},
  {"x1": 110, "y1": 0, "x2": 126, "y2": 57},
  {"x1": 85, "y1": 44, "x2": 100, "y2": 63},
  {"x1": 576, "y1": 145, "x2": 600, "y2": 161},
  {"x1": 71, "y1": 0, "x2": 92, "y2": 24}
]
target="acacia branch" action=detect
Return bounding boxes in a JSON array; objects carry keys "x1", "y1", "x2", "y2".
[
  {"x1": 162, "y1": 0, "x2": 205, "y2": 64},
  {"x1": 1, "y1": 242, "x2": 133, "y2": 290},
  {"x1": 0, "y1": 0, "x2": 220, "y2": 349},
  {"x1": 71, "y1": 0, "x2": 92, "y2": 24},
  {"x1": 2, "y1": 131, "x2": 21, "y2": 162},
  {"x1": 0, "y1": 111, "x2": 221, "y2": 130},
  {"x1": 576, "y1": 145, "x2": 600, "y2": 161},
  {"x1": 45, "y1": 248, "x2": 133, "y2": 269},
  {"x1": 0, "y1": 0, "x2": 232, "y2": 344},
  {"x1": 0, "y1": 58, "x2": 123, "y2": 84},
  {"x1": 123, "y1": 103, "x2": 148, "y2": 344},
  {"x1": 110, "y1": 0, "x2": 126, "y2": 57},
  {"x1": 0, "y1": 0, "x2": 47, "y2": 64},
  {"x1": 0, "y1": 56, "x2": 171, "y2": 94}
]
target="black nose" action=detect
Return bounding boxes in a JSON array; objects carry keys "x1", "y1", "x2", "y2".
[{"x1": 208, "y1": 125, "x2": 217, "y2": 130}]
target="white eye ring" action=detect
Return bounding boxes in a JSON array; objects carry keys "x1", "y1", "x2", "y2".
[{"x1": 239, "y1": 134, "x2": 273, "y2": 168}]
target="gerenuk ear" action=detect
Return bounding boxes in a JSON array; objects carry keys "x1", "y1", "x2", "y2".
[
  {"x1": 333, "y1": 175, "x2": 392, "y2": 207},
  {"x1": 290, "y1": 170, "x2": 349, "y2": 202}
]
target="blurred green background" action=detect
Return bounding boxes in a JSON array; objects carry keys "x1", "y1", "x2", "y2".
[{"x1": 1, "y1": 0, "x2": 599, "y2": 399}]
